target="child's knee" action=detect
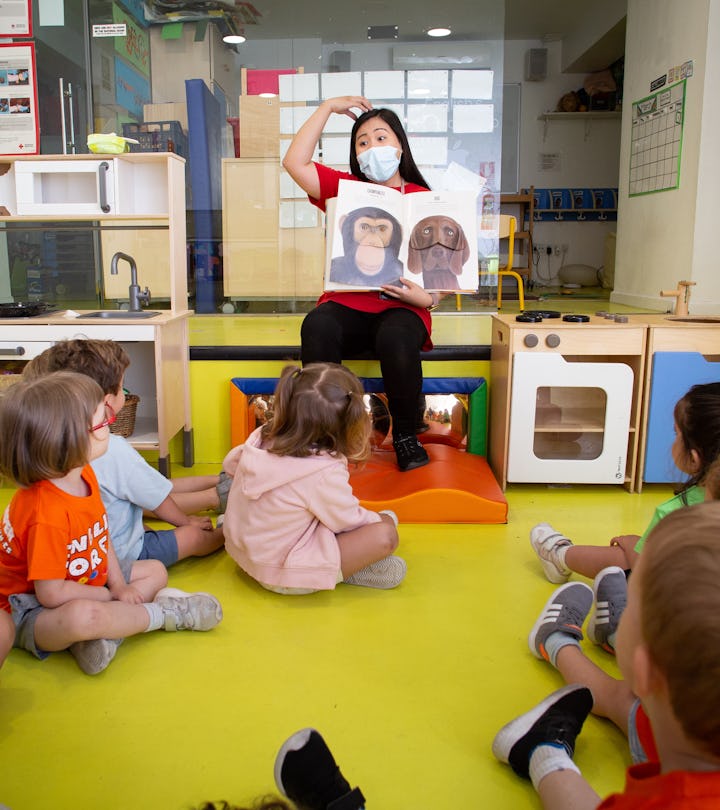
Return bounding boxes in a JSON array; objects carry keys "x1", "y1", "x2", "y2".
[
  {"x1": 59, "y1": 599, "x2": 109, "y2": 639},
  {"x1": 379, "y1": 522, "x2": 399, "y2": 555}
]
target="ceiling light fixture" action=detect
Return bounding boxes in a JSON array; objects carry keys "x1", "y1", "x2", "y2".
[
  {"x1": 223, "y1": 33, "x2": 246, "y2": 44},
  {"x1": 427, "y1": 27, "x2": 451, "y2": 37}
]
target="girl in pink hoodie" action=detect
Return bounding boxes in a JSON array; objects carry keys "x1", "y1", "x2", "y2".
[{"x1": 222, "y1": 363, "x2": 406, "y2": 594}]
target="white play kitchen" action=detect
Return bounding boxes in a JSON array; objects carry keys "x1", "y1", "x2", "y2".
[{"x1": 0, "y1": 153, "x2": 192, "y2": 476}]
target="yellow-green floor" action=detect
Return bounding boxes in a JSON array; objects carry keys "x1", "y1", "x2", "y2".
[{"x1": 0, "y1": 474, "x2": 673, "y2": 810}]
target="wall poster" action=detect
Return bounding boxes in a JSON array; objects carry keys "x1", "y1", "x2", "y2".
[
  {"x1": 629, "y1": 80, "x2": 685, "y2": 196},
  {"x1": 0, "y1": 0, "x2": 32, "y2": 37},
  {"x1": 0, "y1": 43, "x2": 39, "y2": 155}
]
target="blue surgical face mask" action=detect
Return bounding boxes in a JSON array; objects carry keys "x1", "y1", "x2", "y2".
[{"x1": 357, "y1": 145, "x2": 401, "y2": 183}]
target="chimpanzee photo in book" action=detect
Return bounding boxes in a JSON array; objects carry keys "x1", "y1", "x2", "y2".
[{"x1": 324, "y1": 179, "x2": 479, "y2": 292}]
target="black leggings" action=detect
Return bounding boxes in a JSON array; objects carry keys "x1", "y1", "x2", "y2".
[{"x1": 300, "y1": 302, "x2": 427, "y2": 436}]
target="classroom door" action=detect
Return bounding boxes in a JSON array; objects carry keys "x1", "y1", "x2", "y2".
[{"x1": 32, "y1": 0, "x2": 92, "y2": 154}]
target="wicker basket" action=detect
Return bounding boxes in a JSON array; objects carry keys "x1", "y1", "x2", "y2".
[{"x1": 111, "y1": 393, "x2": 140, "y2": 437}]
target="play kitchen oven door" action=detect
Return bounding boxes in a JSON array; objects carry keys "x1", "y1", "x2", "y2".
[{"x1": 507, "y1": 352, "x2": 633, "y2": 484}]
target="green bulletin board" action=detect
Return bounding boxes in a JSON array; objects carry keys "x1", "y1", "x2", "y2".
[{"x1": 629, "y1": 80, "x2": 685, "y2": 196}]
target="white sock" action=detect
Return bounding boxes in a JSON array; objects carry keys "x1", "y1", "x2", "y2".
[
  {"x1": 529, "y1": 743, "x2": 580, "y2": 791},
  {"x1": 555, "y1": 542, "x2": 570, "y2": 570},
  {"x1": 143, "y1": 602, "x2": 164, "y2": 632},
  {"x1": 543, "y1": 631, "x2": 581, "y2": 668}
]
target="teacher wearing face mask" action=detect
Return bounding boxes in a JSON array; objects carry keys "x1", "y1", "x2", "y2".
[{"x1": 283, "y1": 96, "x2": 438, "y2": 472}]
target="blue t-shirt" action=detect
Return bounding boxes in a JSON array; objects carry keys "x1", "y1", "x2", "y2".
[{"x1": 91, "y1": 434, "x2": 172, "y2": 562}]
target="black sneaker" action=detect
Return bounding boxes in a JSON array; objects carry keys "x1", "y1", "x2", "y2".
[
  {"x1": 492, "y1": 684, "x2": 593, "y2": 778},
  {"x1": 392, "y1": 433, "x2": 430, "y2": 472},
  {"x1": 274, "y1": 728, "x2": 365, "y2": 810}
]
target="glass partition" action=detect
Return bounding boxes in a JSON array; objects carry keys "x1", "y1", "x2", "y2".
[{"x1": 86, "y1": 0, "x2": 506, "y2": 315}]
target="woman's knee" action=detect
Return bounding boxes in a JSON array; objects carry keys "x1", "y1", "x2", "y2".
[{"x1": 301, "y1": 307, "x2": 343, "y2": 363}]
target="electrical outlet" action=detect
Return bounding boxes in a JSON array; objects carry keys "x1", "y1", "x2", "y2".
[{"x1": 554, "y1": 245, "x2": 562, "y2": 256}]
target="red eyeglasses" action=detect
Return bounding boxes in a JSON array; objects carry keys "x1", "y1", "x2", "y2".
[{"x1": 90, "y1": 403, "x2": 117, "y2": 432}]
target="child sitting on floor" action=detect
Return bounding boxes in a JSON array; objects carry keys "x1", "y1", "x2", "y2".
[
  {"x1": 493, "y1": 501, "x2": 720, "y2": 808},
  {"x1": 530, "y1": 382, "x2": 720, "y2": 653},
  {"x1": 0, "y1": 372, "x2": 222, "y2": 675},
  {"x1": 23, "y1": 338, "x2": 225, "y2": 567},
  {"x1": 222, "y1": 363, "x2": 405, "y2": 593}
]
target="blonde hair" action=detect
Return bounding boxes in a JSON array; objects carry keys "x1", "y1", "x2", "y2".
[
  {"x1": 23, "y1": 338, "x2": 130, "y2": 396},
  {"x1": 262, "y1": 364, "x2": 370, "y2": 463},
  {"x1": 0, "y1": 371, "x2": 103, "y2": 486},
  {"x1": 640, "y1": 501, "x2": 720, "y2": 757}
]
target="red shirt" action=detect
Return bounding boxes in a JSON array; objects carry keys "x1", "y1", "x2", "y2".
[
  {"x1": 598, "y1": 763, "x2": 720, "y2": 809},
  {"x1": 309, "y1": 162, "x2": 433, "y2": 350}
]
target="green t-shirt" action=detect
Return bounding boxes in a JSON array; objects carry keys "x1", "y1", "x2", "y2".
[{"x1": 634, "y1": 484, "x2": 705, "y2": 553}]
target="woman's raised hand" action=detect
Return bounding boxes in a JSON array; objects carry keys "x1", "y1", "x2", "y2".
[{"x1": 325, "y1": 96, "x2": 373, "y2": 120}]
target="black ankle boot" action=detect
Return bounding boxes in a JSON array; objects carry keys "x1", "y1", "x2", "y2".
[{"x1": 392, "y1": 433, "x2": 430, "y2": 472}]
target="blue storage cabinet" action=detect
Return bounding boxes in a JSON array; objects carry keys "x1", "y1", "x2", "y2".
[{"x1": 644, "y1": 352, "x2": 720, "y2": 482}]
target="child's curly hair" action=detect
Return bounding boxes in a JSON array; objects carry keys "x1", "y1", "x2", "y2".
[{"x1": 261, "y1": 363, "x2": 370, "y2": 464}]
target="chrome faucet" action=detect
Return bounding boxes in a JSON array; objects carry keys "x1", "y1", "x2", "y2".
[{"x1": 110, "y1": 252, "x2": 151, "y2": 312}]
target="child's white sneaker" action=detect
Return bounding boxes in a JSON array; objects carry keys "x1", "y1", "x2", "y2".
[
  {"x1": 344, "y1": 555, "x2": 407, "y2": 589},
  {"x1": 530, "y1": 523, "x2": 573, "y2": 583},
  {"x1": 154, "y1": 587, "x2": 223, "y2": 631}
]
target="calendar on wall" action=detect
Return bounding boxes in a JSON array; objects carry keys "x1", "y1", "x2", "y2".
[{"x1": 629, "y1": 80, "x2": 685, "y2": 196}]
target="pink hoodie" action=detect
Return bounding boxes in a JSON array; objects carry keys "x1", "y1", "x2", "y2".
[{"x1": 222, "y1": 428, "x2": 380, "y2": 591}]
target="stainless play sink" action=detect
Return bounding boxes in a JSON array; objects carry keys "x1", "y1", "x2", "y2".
[{"x1": 81, "y1": 311, "x2": 161, "y2": 319}]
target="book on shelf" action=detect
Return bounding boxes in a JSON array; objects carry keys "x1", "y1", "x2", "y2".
[{"x1": 324, "y1": 179, "x2": 479, "y2": 293}]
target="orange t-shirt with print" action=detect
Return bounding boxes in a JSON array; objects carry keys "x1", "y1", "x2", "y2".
[{"x1": 0, "y1": 465, "x2": 110, "y2": 613}]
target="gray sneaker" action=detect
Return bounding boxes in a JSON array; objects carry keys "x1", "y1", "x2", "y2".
[
  {"x1": 154, "y1": 587, "x2": 223, "y2": 631},
  {"x1": 587, "y1": 566, "x2": 627, "y2": 653},
  {"x1": 69, "y1": 638, "x2": 122, "y2": 675},
  {"x1": 529, "y1": 582, "x2": 593, "y2": 662},
  {"x1": 344, "y1": 556, "x2": 407, "y2": 589},
  {"x1": 530, "y1": 523, "x2": 573, "y2": 583}
]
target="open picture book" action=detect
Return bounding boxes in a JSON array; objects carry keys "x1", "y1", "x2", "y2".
[{"x1": 324, "y1": 179, "x2": 479, "y2": 292}]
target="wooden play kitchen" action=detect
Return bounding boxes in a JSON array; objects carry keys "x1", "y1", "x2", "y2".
[
  {"x1": 0, "y1": 153, "x2": 192, "y2": 476},
  {"x1": 490, "y1": 310, "x2": 720, "y2": 493}
]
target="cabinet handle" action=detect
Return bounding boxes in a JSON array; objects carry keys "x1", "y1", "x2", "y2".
[
  {"x1": 98, "y1": 162, "x2": 111, "y2": 213},
  {"x1": 0, "y1": 346, "x2": 26, "y2": 356}
]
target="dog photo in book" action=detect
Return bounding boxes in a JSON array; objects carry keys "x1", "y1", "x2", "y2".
[
  {"x1": 328, "y1": 206, "x2": 404, "y2": 287},
  {"x1": 407, "y1": 215, "x2": 470, "y2": 291}
]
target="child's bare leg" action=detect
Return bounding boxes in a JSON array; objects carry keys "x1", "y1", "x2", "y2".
[
  {"x1": 172, "y1": 475, "x2": 220, "y2": 493},
  {"x1": 337, "y1": 514, "x2": 398, "y2": 578},
  {"x1": 0, "y1": 610, "x2": 15, "y2": 671},
  {"x1": 171, "y1": 487, "x2": 220, "y2": 514},
  {"x1": 537, "y1": 769, "x2": 602, "y2": 810},
  {"x1": 175, "y1": 524, "x2": 225, "y2": 560},
  {"x1": 171, "y1": 474, "x2": 222, "y2": 514},
  {"x1": 34, "y1": 599, "x2": 154, "y2": 651},
  {"x1": 128, "y1": 559, "x2": 168, "y2": 601},
  {"x1": 564, "y1": 544, "x2": 631, "y2": 579},
  {"x1": 555, "y1": 644, "x2": 635, "y2": 733}
]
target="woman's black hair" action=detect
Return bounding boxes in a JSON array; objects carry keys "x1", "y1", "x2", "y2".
[{"x1": 349, "y1": 108, "x2": 429, "y2": 189}]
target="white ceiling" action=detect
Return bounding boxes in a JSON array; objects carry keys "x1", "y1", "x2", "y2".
[{"x1": 241, "y1": 1, "x2": 619, "y2": 44}]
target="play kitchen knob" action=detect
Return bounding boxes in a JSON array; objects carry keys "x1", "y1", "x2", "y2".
[
  {"x1": 546, "y1": 334, "x2": 561, "y2": 348},
  {"x1": 523, "y1": 334, "x2": 539, "y2": 347}
]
